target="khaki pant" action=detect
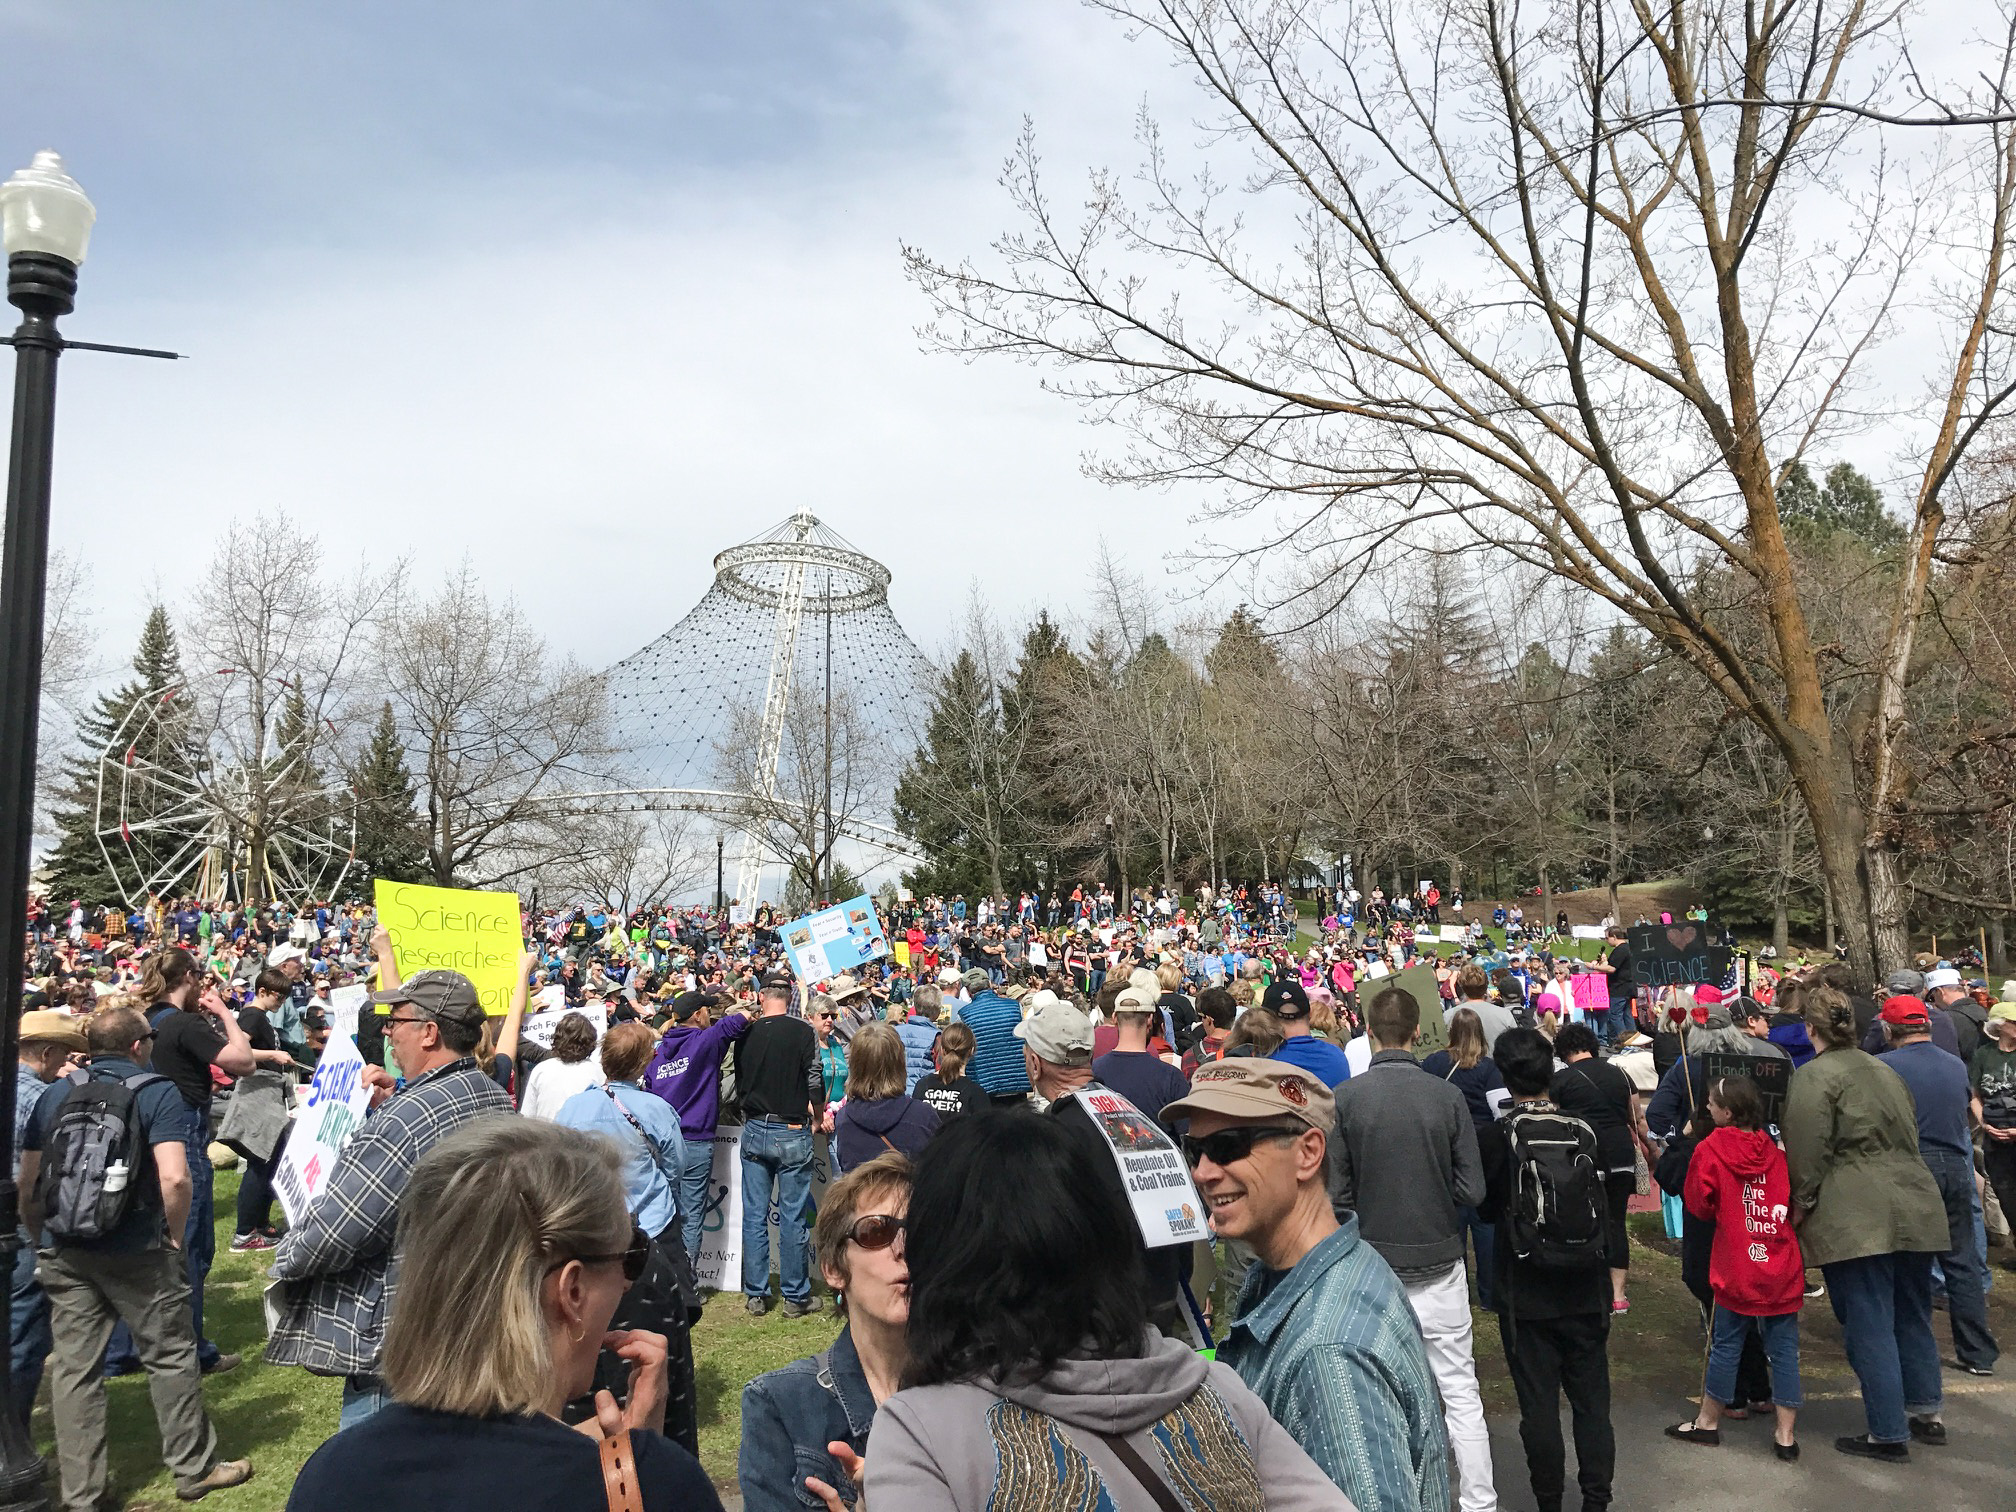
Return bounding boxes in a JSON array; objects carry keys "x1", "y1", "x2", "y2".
[{"x1": 39, "y1": 1244, "x2": 219, "y2": 1512}]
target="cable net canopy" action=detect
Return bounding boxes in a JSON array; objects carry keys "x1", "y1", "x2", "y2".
[{"x1": 601, "y1": 511, "x2": 935, "y2": 828}]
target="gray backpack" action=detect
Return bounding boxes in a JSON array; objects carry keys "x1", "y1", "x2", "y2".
[{"x1": 35, "y1": 1070, "x2": 168, "y2": 1244}]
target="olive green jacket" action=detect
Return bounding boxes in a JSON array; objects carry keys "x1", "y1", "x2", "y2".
[{"x1": 1782, "y1": 1047, "x2": 1948, "y2": 1267}]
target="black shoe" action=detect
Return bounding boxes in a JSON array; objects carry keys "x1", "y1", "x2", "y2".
[
  {"x1": 1955, "y1": 1360, "x2": 1995, "y2": 1377},
  {"x1": 1834, "y1": 1434, "x2": 1909, "y2": 1461},
  {"x1": 744, "y1": 1295, "x2": 769, "y2": 1317},
  {"x1": 1775, "y1": 1440, "x2": 1801, "y2": 1462},
  {"x1": 1908, "y1": 1416, "x2": 1946, "y2": 1446},
  {"x1": 780, "y1": 1297, "x2": 821, "y2": 1319},
  {"x1": 1664, "y1": 1421, "x2": 1720, "y2": 1446}
]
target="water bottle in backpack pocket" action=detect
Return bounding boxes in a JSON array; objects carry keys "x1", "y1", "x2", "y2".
[
  {"x1": 1501, "y1": 1106, "x2": 1608, "y2": 1269},
  {"x1": 34, "y1": 1070, "x2": 170, "y2": 1245}
]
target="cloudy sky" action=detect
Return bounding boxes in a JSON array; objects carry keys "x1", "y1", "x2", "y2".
[{"x1": 8, "y1": 0, "x2": 1224, "y2": 679}]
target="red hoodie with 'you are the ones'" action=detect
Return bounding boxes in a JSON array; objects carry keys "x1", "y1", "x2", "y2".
[{"x1": 1683, "y1": 1124, "x2": 1807, "y2": 1316}]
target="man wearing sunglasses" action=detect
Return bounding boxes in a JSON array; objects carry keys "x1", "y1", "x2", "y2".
[
  {"x1": 267, "y1": 968, "x2": 513, "y2": 1428},
  {"x1": 1164, "y1": 1058, "x2": 1450, "y2": 1512}
]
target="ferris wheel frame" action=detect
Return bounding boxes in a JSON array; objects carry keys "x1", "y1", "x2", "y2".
[{"x1": 90, "y1": 680, "x2": 359, "y2": 909}]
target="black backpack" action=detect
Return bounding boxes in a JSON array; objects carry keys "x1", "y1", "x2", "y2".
[
  {"x1": 1500, "y1": 1105, "x2": 1608, "y2": 1269},
  {"x1": 34, "y1": 1070, "x2": 168, "y2": 1245}
]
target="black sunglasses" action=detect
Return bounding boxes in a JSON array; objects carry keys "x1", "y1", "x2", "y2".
[
  {"x1": 571, "y1": 1224, "x2": 650, "y2": 1286},
  {"x1": 1182, "y1": 1126, "x2": 1303, "y2": 1169},
  {"x1": 846, "y1": 1214, "x2": 907, "y2": 1252}
]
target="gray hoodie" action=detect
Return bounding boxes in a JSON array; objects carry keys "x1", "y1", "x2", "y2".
[{"x1": 864, "y1": 1331, "x2": 1353, "y2": 1510}]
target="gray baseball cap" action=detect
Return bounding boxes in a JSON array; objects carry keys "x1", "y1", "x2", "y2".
[{"x1": 370, "y1": 969, "x2": 485, "y2": 1029}]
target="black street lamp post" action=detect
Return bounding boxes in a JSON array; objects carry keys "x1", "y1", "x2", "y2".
[
  {"x1": 0, "y1": 153, "x2": 173, "y2": 1511},
  {"x1": 0, "y1": 148, "x2": 94, "y2": 1512}
]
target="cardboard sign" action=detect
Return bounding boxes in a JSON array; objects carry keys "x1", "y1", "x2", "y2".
[
  {"x1": 374, "y1": 879, "x2": 524, "y2": 1016},
  {"x1": 1371, "y1": 962, "x2": 1447, "y2": 1054},
  {"x1": 273, "y1": 1032, "x2": 374, "y2": 1226},
  {"x1": 778, "y1": 894, "x2": 890, "y2": 983},
  {"x1": 1069, "y1": 1086, "x2": 1205, "y2": 1248},
  {"x1": 1697, "y1": 1050, "x2": 1792, "y2": 1127},
  {"x1": 1627, "y1": 922, "x2": 1734, "y2": 989}
]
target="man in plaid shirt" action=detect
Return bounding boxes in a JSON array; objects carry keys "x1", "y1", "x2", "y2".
[{"x1": 264, "y1": 967, "x2": 512, "y2": 1426}]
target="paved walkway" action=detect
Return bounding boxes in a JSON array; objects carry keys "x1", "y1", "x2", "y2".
[{"x1": 1487, "y1": 1375, "x2": 2014, "y2": 1511}]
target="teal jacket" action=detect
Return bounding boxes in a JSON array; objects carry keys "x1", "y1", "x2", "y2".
[{"x1": 1219, "y1": 1217, "x2": 1452, "y2": 1512}]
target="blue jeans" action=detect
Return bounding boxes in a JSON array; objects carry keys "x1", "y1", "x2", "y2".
[
  {"x1": 740, "y1": 1120, "x2": 814, "y2": 1304},
  {"x1": 340, "y1": 1375, "x2": 390, "y2": 1427},
  {"x1": 1823, "y1": 1251, "x2": 1942, "y2": 1443},
  {"x1": 106, "y1": 1105, "x2": 218, "y2": 1373},
  {"x1": 1458, "y1": 1204, "x2": 1496, "y2": 1311},
  {"x1": 677, "y1": 1138, "x2": 715, "y2": 1262},
  {"x1": 1922, "y1": 1150, "x2": 1997, "y2": 1369},
  {"x1": 9, "y1": 1228, "x2": 49, "y2": 1427},
  {"x1": 1704, "y1": 1306, "x2": 1802, "y2": 1408},
  {"x1": 1604, "y1": 1000, "x2": 1633, "y2": 1047}
]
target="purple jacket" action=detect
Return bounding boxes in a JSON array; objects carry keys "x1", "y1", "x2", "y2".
[
  {"x1": 832, "y1": 1093, "x2": 940, "y2": 1176},
  {"x1": 646, "y1": 1011, "x2": 751, "y2": 1141}
]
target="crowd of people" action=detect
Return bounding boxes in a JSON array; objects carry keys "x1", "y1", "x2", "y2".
[{"x1": 10, "y1": 881, "x2": 2016, "y2": 1511}]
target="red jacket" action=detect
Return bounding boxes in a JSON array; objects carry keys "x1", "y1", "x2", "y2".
[{"x1": 1684, "y1": 1125, "x2": 1805, "y2": 1315}]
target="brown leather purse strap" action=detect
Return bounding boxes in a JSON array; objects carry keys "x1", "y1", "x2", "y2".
[
  {"x1": 1096, "y1": 1431, "x2": 1186, "y2": 1512},
  {"x1": 600, "y1": 1427, "x2": 646, "y2": 1512}
]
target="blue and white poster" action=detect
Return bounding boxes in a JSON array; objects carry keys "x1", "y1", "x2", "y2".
[{"x1": 778, "y1": 893, "x2": 890, "y2": 982}]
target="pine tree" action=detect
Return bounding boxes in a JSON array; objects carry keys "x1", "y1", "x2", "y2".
[
  {"x1": 351, "y1": 701, "x2": 428, "y2": 885},
  {"x1": 1778, "y1": 459, "x2": 1903, "y2": 547},
  {"x1": 40, "y1": 606, "x2": 200, "y2": 905},
  {"x1": 894, "y1": 650, "x2": 1006, "y2": 897}
]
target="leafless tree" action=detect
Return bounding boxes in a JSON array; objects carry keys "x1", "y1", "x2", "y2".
[
  {"x1": 526, "y1": 808, "x2": 707, "y2": 915},
  {"x1": 907, "y1": 0, "x2": 2016, "y2": 977},
  {"x1": 378, "y1": 563, "x2": 611, "y2": 888},
  {"x1": 183, "y1": 513, "x2": 396, "y2": 900},
  {"x1": 718, "y1": 686, "x2": 893, "y2": 903}
]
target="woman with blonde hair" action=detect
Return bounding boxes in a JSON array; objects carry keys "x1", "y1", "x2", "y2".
[
  {"x1": 287, "y1": 1119, "x2": 721, "y2": 1511},
  {"x1": 1422, "y1": 1006, "x2": 1506, "y2": 1308},
  {"x1": 832, "y1": 1022, "x2": 940, "y2": 1174}
]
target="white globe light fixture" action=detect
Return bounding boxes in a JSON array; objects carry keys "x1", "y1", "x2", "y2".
[{"x1": 0, "y1": 150, "x2": 94, "y2": 266}]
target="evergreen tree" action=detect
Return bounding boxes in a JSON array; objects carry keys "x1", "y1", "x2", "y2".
[
  {"x1": 894, "y1": 650, "x2": 1007, "y2": 897},
  {"x1": 351, "y1": 701, "x2": 428, "y2": 885},
  {"x1": 1778, "y1": 460, "x2": 1903, "y2": 547},
  {"x1": 40, "y1": 606, "x2": 200, "y2": 905}
]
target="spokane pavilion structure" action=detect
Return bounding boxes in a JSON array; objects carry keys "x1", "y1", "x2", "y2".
[{"x1": 597, "y1": 510, "x2": 935, "y2": 905}]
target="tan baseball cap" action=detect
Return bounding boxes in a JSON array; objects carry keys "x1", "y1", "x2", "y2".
[
  {"x1": 1162, "y1": 1057, "x2": 1333, "y2": 1131},
  {"x1": 1014, "y1": 995, "x2": 1094, "y2": 1065}
]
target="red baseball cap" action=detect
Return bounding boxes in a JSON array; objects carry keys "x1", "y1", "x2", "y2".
[{"x1": 1879, "y1": 994, "x2": 1930, "y2": 1027}]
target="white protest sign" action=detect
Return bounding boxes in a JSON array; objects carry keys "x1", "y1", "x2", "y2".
[
  {"x1": 536, "y1": 982, "x2": 566, "y2": 1011},
  {"x1": 689, "y1": 1128, "x2": 834, "y2": 1291},
  {"x1": 1438, "y1": 925, "x2": 1468, "y2": 943},
  {"x1": 1067, "y1": 1086, "x2": 1205, "y2": 1249},
  {"x1": 522, "y1": 1000, "x2": 608, "y2": 1051},
  {"x1": 326, "y1": 983, "x2": 367, "y2": 1041},
  {"x1": 1571, "y1": 925, "x2": 1608, "y2": 941},
  {"x1": 1365, "y1": 961, "x2": 1391, "y2": 979},
  {"x1": 273, "y1": 1032, "x2": 374, "y2": 1226}
]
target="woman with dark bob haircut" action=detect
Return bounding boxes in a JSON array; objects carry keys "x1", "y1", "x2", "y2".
[{"x1": 858, "y1": 1111, "x2": 1345, "y2": 1509}]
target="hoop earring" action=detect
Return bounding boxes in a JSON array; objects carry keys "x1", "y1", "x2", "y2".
[{"x1": 570, "y1": 1323, "x2": 585, "y2": 1344}]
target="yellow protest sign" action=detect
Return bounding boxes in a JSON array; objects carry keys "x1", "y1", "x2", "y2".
[{"x1": 373, "y1": 879, "x2": 523, "y2": 1017}]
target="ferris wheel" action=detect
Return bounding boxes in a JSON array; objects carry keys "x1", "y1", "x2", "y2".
[{"x1": 90, "y1": 680, "x2": 358, "y2": 908}]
